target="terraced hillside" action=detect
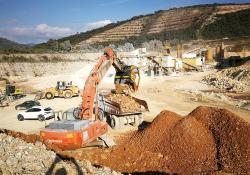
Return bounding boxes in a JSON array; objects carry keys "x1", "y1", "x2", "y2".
[
  {"x1": 72, "y1": 4, "x2": 250, "y2": 46},
  {"x1": 85, "y1": 17, "x2": 149, "y2": 43},
  {"x1": 82, "y1": 7, "x2": 213, "y2": 44},
  {"x1": 85, "y1": 7, "x2": 213, "y2": 44}
]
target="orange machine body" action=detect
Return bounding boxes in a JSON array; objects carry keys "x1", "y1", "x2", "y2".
[{"x1": 40, "y1": 120, "x2": 107, "y2": 150}]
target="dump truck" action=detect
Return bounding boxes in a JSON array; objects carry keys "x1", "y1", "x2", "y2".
[
  {"x1": 72, "y1": 92, "x2": 148, "y2": 129},
  {"x1": 35, "y1": 81, "x2": 79, "y2": 100},
  {"x1": 97, "y1": 93, "x2": 148, "y2": 129}
]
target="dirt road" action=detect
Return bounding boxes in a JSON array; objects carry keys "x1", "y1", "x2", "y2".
[{"x1": 134, "y1": 72, "x2": 250, "y2": 122}]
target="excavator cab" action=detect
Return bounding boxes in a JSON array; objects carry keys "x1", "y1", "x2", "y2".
[
  {"x1": 56, "y1": 81, "x2": 66, "y2": 90},
  {"x1": 5, "y1": 85, "x2": 16, "y2": 96},
  {"x1": 5, "y1": 85, "x2": 24, "y2": 97}
]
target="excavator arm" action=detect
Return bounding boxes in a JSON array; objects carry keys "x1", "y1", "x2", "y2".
[{"x1": 81, "y1": 48, "x2": 123, "y2": 120}]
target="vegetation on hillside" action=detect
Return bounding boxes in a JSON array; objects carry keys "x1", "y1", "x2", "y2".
[
  {"x1": 0, "y1": 38, "x2": 31, "y2": 53},
  {"x1": 0, "y1": 38, "x2": 26, "y2": 50},
  {"x1": 201, "y1": 9, "x2": 250, "y2": 39}
]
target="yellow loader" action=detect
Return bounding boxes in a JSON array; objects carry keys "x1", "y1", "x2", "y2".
[{"x1": 35, "y1": 81, "x2": 79, "y2": 100}]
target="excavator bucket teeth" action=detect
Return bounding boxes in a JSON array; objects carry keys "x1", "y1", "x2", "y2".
[{"x1": 99, "y1": 134, "x2": 116, "y2": 147}]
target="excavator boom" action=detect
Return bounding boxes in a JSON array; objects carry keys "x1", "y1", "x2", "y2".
[{"x1": 81, "y1": 48, "x2": 123, "y2": 120}]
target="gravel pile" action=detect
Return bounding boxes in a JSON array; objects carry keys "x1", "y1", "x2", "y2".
[
  {"x1": 0, "y1": 132, "x2": 121, "y2": 175},
  {"x1": 202, "y1": 66, "x2": 250, "y2": 92},
  {"x1": 0, "y1": 133, "x2": 56, "y2": 175}
]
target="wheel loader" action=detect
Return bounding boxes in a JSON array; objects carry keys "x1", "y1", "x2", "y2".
[{"x1": 35, "y1": 81, "x2": 79, "y2": 100}]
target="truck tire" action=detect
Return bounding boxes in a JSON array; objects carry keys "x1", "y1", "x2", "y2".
[
  {"x1": 64, "y1": 91, "x2": 72, "y2": 99},
  {"x1": 38, "y1": 115, "x2": 45, "y2": 121},
  {"x1": 132, "y1": 114, "x2": 143, "y2": 127},
  {"x1": 98, "y1": 109, "x2": 106, "y2": 122},
  {"x1": 45, "y1": 92, "x2": 54, "y2": 100},
  {"x1": 17, "y1": 114, "x2": 24, "y2": 121},
  {"x1": 110, "y1": 115, "x2": 120, "y2": 129}
]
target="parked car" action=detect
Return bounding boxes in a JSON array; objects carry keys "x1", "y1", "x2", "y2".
[
  {"x1": 17, "y1": 106, "x2": 54, "y2": 121},
  {"x1": 15, "y1": 100, "x2": 41, "y2": 110}
]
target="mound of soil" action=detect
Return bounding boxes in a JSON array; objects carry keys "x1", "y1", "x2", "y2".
[
  {"x1": 189, "y1": 106, "x2": 250, "y2": 173},
  {"x1": 67, "y1": 106, "x2": 250, "y2": 174},
  {"x1": 169, "y1": 116, "x2": 217, "y2": 173},
  {"x1": 132, "y1": 110, "x2": 182, "y2": 153}
]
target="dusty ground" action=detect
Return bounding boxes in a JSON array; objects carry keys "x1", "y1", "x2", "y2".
[{"x1": 0, "y1": 67, "x2": 249, "y2": 135}]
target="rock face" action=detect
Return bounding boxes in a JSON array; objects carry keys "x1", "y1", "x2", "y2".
[
  {"x1": 202, "y1": 63, "x2": 250, "y2": 92},
  {"x1": 0, "y1": 61, "x2": 86, "y2": 78},
  {"x1": 0, "y1": 133, "x2": 121, "y2": 175},
  {"x1": 0, "y1": 53, "x2": 102, "y2": 79},
  {"x1": 77, "y1": 4, "x2": 250, "y2": 44}
]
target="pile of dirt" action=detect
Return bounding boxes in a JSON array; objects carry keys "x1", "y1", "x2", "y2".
[
  {"x1": 106, "y1": 94, "x2": 144, "y2": 113},
  {"x1": 189, "y1": 106, "x2": 250, "y2": 173},
  {"x1": 202, "y1": 64, "x2": 250, "y2": 92},
  {"x1": 67, "y1": 106, "x2": 250, "y2": 174}
]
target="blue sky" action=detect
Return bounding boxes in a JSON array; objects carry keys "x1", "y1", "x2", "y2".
[{"x1": 0, "y1": 0, "x2": 249, "y2": 44}]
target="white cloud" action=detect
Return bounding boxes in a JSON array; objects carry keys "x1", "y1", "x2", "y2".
[
  {"x1": 0, "y1": 24, "x2": 73, "y2": 44},
  {"x1": 0, "y1": 20, "x2": 112, "y2": 44},
  {"x1": 35, "y1": 24, "x2": 72, "y2": 37},
  {"x1": 84, "y1": 20, "x2": 112, "y2": 31}
]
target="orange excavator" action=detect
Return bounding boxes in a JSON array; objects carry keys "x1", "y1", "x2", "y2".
[{"x1": 40, "y1": 48, "x2": 147, "y2": 150}]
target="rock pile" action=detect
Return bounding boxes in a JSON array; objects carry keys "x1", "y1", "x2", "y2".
[
  {"x1": 72, "y1": 106, "x2": 250, "y2": 174},
  {"x1": 0, "y1": 133, "x2": 56, "y2": 175},
  {"x1": 106, "y1": 94, "x2": 144, "y2": 113},
  {"x1": 202, "y1": 66, "x2": 250, "y2": 92},
  {"x1": 0, "y1": 131, "x2": 121, "y2": 175}
]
